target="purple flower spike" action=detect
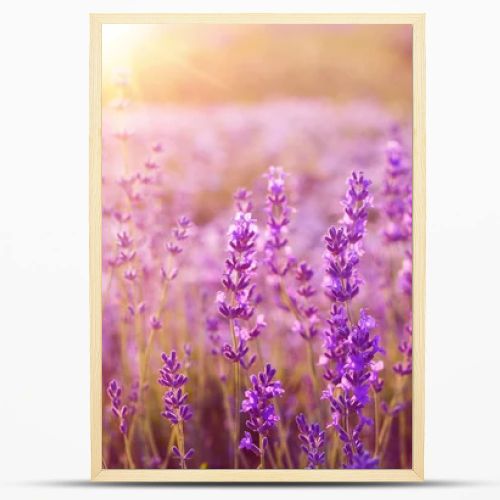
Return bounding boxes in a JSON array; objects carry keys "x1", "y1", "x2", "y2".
[
  {"x1": 345, "y1": 449, "x2": 379, "y2": 469},
  {"x1": 206, "y1": 317, "x2": 222, "y2": 356},
  {"x1": 222, "y1": 340, "x2": 257, "y2": 369},
  {"x1": 341, "y1": 171, "x2": 372, "y2": 244},
  {"x1": 321, "y1": 308, "x2": 382, "y2": 469},
  {"x1": 393, "y1": 321, "x2": 413, "y2": 376},
  {"x1": 296, "y1": 413, "x2": 326, "y2": 469},
  {"x1": 106, "y1": 379, "x2": 129, "y2": 435},
  {"x1": 292, "y1": 261, "x2": 320, "y2": 340},
  {"x1": 158, "y1": 351, "x2": 194, "y2": 468},
  {"x1": 382, "y1": 138, "x2": 413, "y2": 382},
  {"x1": 323, "y1": 171, "x2": 372, "y2": 304},
  {"x1": 234, "y1": 187, "x2": 253, "y2": 214},
  {"x1": 321, "y1": 171, "x2": 383, "y2": 469},
  {"x1": 172, "y1": 446, "x2": 195, "y2": 465},
  {"x1": 264, "y1": 166, "x2": 295, "y2": 277},
  {"x1": 322, "y1": 304, "x2": 350, "y2": 384},
  {"x1": 158, "y1": 351, "x2": 193, "y2": 425},
  {"x1": 382, "y1": 139, "x2": 412, "y2": 243},
  {"x1": 117, "y1": 231, "x2": 133, "y2": 248},
  {"x1": 162, "y1": 215, "x2": 192, "y2": 284},
  {"x1": 240, "y1": 363, "x2": 284, "y2": 461},
  {"x1": 217, "y1": 198, "x2": 264, "y2": 367},
  {"x1": 149, "y1": 315, "x2": 162, "y2": 330},
  {"x1": 239, "y1": 431, "x2": 261, "y2": 456}
]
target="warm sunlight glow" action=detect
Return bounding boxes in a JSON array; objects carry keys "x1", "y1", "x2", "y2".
[{"x1": 102, "y1": 24, "x2": 151, "y2": 67}]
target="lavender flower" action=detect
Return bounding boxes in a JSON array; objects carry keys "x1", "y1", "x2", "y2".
[
  {"x1": 117, "y1": 230, "x2": 133, "y2": 248},
  {"x1": 239, "y1": 431, "x2": 261, "y2": 456},
  {"x1": 382, "y1": 138, "x2": 413, "y2": 380},
  {"x1": 322, "y1": 172, "x2": 373, "y2": 384},
  {"x1": 159, "y1": 351, "x2": 193, "y2": 424},
  {"x1": 321, "y1": 171, "x2": 384, "y2": 469},
  {"x1": 344, "y1": 445, "x2": 379, "y2": 469},
  {"x1": 264, "y1": 166, "x2": 295, "y2": 277},
  {"x1": 234, "y1": 187, "x2": 253, "y2": 214},
  {"x1": 162, "y1": 216, "x2": 192, "y2": 282},
  {"x1": 221, "y1": 339, "x2": 257, "y2": 369},
  {"x1": 296, "y1": 413, "x2": 326, "y2": 469},
  {"x1": 321, "y1": 304, "x2": 351, "y2": 385},
  {"x1": 217, "y1": 194, "x2": 267, "y2": 468},
  {"x1": 393, "y1": 321, "x2": 412, "y2": 376},
  {"x1": 321, "y1": 310, "x2": 383, "y2": 469},
  {"x1": 324, "y1": 172, "x2": 372, "y2": 303},
  {"x1": 292, "y1": 261, "x2": 320, "y2": 340},
  {"x1": 218, "y1": 209, "x2": 262, "y2": 369},
  {"x1": 399, "y1": 250, "x2": 413, "y2": 297},
  {"x1": 158, "y1": 351, "x2": 194, "y2": 468},
  {"x1": 206, "y1": 316, "x2": 221, "y2": 356},
  {"x1": 263, "y1": 168, "x2": 321, "y2": 404},
  {"x1": 107, "y1": 379, "x2": 129, "y2": 435},
  {"x1": 382, "y1": 139, "x2": 412, "y2": 243},
  {"x1": 343, "y1": 310, "x2": 383, "y2": 407},
  {"x1": 240, "y1": 363, "x2": 284, "y2": 466},
  {"x1": 322, "y1": 312, "x2": 382, "y2": 414},
  {"x1": 149, "y1": 315, "x2": 162, "y2": 330},
  {"x1": 241, "y1": 363, "x2": 284, "y2": 433}
]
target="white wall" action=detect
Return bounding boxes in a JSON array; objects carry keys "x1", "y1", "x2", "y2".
[{"x1": 1, "y1": 1, "x2": 499, "y2": 499}]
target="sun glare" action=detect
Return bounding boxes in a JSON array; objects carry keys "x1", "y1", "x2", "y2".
[{"x1": 102, "y1": 24, "x2": 151, "y2": 66}]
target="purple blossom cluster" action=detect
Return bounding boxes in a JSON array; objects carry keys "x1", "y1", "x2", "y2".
[
  {"x1": 324, "y1": 172, "x2": 372, "y2": 303},
  {"x1": 394, "y1": 321, "x2": 413, "y2": 376},
  {"x1": 217, "y1": 209, "x2": 264, "y2": 369},
  {"x1": 320, "y1": 171, "x2": 386, "y2": 469},
  {"x1": 264, "y1": 166, "x2": 295, "y2": 277},
  {"x1": 240, "y1": 364, "x2": 284, "y2": 462},
  {"x1": 296, "y1": 413, "x2": 326, "y2": 469},
  {"x1": 322, "y1": 172, "x2": 374, "y2": 386},
  {"x1": 383, "y1": 139, "x2": 412, "y2": 243},
  {"x1": 321, "y1": 311, "x2": 383, "y2": 468},
  {"x1": 382, "y1": 139, "x2": 413, "y2": 385},
  {"x1": 162, "y1": 215, "x2": 192, "y2": 282},
  {"x1": 158, "y1": 350, "x2": 194, "y2": 468},
  {"x1": 291, "y1": 262, "x2": 320, "y2": 341},
  {"x1": 206, "y1": 317, "x2": 222, "y2": 356},
  {"x1": 107, "y1": 379, "x2": 129, "y2": 435},
  {"x1": 158, "y1": 351, "x2": 193, "y2": 425}
]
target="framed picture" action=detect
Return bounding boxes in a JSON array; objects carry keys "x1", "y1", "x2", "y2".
[{"x1": 90, "y1": 13, "x2": 425, "y2": 482}]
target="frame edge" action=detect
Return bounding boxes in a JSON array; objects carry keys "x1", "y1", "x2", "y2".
[
  {"x1": 89, "y1": 13, "x2": 103, "y2": 481},
  {"x1": 411, "y1": 12, "x2": 426, "y2": 481}
]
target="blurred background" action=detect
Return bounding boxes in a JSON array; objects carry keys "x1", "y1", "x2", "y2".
[
  {"x1": 103, "y1": 24, "x2": 412, "y2": 112},
  {"x1": 102, "y1": 23, "x2": 413, "y2": 228}
]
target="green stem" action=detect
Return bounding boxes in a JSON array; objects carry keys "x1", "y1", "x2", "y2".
[
  {"x1": 177, "y1": 421, "x2": 186, "y2": 469},
  {"x1": 229, "y1": 316, "x2": 240, "y2": 469},
  {"x1": 259, "y1": 434, "x2": 265, "y2": 469},
  {"x1": 123, "y1": 434, "x2": 136, "y2": 469}
]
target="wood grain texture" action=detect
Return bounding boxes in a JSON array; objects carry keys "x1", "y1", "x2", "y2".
[
  {"x1": 89, "y1": 12, "x2": 425, "y2": 482},
  {"x1": 89, "y1": 13, "x2": 102, "y2": 481},
  {"x1": 411, "y1": 14, "x2": 426, "y2": 481}
]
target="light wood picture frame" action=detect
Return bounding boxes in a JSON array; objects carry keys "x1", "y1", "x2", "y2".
[{"x1": 90, "y1": 13, "x2": 425, "y2": 482}]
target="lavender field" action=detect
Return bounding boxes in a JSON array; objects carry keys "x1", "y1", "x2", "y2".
[{"x1": 101, "y1": 24, "x2": 413, "y2": 470}]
